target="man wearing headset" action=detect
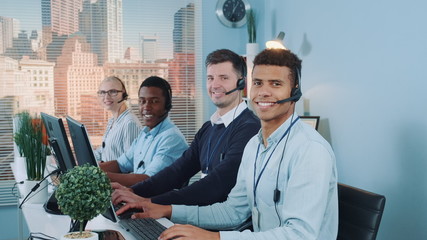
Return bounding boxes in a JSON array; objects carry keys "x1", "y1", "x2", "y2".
[
  {"x1": 111, "y1": 49, "x2": 260, "y2": 208},
  {"x1": 99, "y1": 76, "x2": 188, "y2": 187},
  {"x1": 118, "y1": 49, "x2": 338, "y2": 239}
]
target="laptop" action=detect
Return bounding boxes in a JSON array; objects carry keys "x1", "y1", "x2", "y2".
[{"x1": 66, "y1": 116, "x2": 173, "y2": 239}]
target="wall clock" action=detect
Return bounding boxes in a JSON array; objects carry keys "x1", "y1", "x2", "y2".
[{"x1": 216, "y1": 0, "x2": 251, "y2": 28}]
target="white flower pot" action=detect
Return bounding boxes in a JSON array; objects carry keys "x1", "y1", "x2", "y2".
[
  {"x1": 22, "y1": 179, "x2": 48, "y2": 204},
  {"x1": 15, "y1": 156, "x2": 27, "y2": 177},
  {"x1": 246, "y1": 42, "x2": 259, "y2": 57},
  {"x1": 61, "y1": 231, "x2": 98, "y2": 240}
]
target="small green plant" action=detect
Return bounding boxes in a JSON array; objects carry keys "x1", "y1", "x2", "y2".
[
  {"x1": 14, "y1": 111, "x2": 50, "y2": 180},
  {"x1": 247, "y1": 9, "x2": 256, "y2": 43},
  {"x1": 56, "y1": 164, "x2": 112, "y2": 236}
]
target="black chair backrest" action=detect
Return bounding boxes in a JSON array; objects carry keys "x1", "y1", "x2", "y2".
[{"x1": 337, "y1": 183, "x2": 386, "y2": 240}]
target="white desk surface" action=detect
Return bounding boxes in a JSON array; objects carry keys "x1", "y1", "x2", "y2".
[{"x1": 12, "y1": 162, "x2": 173, "y2": 239}]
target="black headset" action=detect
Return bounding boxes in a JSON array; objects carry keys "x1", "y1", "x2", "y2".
[
  {"x1": 290, "y1": 66, "x2": 302, "y2": 102},
  {"x1": 236, "y1": 56, "x2": 247, "y2": 91},
  {"x1": 140, "y1": 76, "x2": 172, "y2": 111},
  {"x1": 224, "y1": 57, "x2": 247, "y2": 95},
  {"x1": 156, "y1": 77, "x2": 172, "y2": 111},
  {"x1": 163, "y1": 81, "x2": 172, "y2": 112},
  {"x1": 114, "y1": 76, "x2": 128, "y2": 103}
]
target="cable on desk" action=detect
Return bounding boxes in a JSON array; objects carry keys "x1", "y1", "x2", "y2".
[
  {"x1": 28, "y1": 232, "x2": 57, "y2": 240},
  {"x1": 19, "y1": 169, "x2": 61, "y2": 209},
  {"x1": 12, "y1": 181, "x2": 24, "y2": 198}
]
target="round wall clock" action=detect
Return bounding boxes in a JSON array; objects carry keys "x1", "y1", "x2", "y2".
[{"x1": 216, "y1": 0, "x2": 251, "y2": 28}]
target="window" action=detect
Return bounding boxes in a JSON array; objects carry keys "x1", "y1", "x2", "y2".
[{"x1": 0, "y1": 0, "x2": 202, "y2": 206}]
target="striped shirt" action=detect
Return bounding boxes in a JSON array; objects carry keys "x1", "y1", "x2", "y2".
[{"x1": 94, "y1": 109, "x2": 142, "y2": 162}]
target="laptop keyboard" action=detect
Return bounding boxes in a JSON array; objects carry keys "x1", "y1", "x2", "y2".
[{"x1": 120, "y1": 217, "x2": 167, "y2": 240}]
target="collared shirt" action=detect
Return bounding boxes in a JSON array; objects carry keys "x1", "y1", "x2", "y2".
[
  {"x1": 93, "y1": 109, "x2": 141, "y2": 162},
  {"x1": 210, "y1": 101, "x2": 247, "y2": 127},
  {"x1": 117, "y1": 117, "x2": 188, "y2": 176},
  {"x1": 131, "y1": 106, "x2": 261, "y2": 207},
  {"x1": 171, "y1": 113, "x2": 338, "y2": 240}
]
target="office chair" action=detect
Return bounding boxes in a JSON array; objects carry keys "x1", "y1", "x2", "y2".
[{"x1": 337, "y1": 183, "x2": 386, "y2": 240}]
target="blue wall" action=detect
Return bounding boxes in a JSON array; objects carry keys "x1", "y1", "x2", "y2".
[{"x1": 202, "y1": 0, "x2": 427, "y2": 239}]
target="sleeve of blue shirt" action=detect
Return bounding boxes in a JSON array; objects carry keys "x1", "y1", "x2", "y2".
[
  {"x1": 131, "y1": 122, "x2": 206, "y2": 196},
  {"x1": 143, "y1": 128, "x2": 188, "y2": 176},
  {"x1": 170, "y1": 146, "x2": 252, "y2": 229}
]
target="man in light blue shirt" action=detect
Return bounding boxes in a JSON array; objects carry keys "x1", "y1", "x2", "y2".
[
  {"x1": 100, "y1": 76, "x2": 188, "y2": 187},
  {"x1": 123, "y1": 49, "x2": 337, "y2": 239},
  {"x1": 117, "y1": 117, "x2": 186, "y2": 176}
]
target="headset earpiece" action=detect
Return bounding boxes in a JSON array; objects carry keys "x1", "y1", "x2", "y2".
[
  {"x1": 236, "y1": 78, "x2": 245, "y2": 91},
  {"x1": 291, "y1": 66, "x2": 302, "y2": 102},
  {"x1": 237, "y1": 56, "x2": 247, "y2": 91},
  {"x1": 225, "y1": 57, "x2": 247, "y2": 95},
  {"x1": 113, "y1": 76, "x2": 128, "y2": 103},
  {"x1": 290, "y1": 87, "x2": 302, "y2": 102},
  {"x1": 162, "y1": 79, "x2": 172, "y2": 112},
  {"x1": 122, "y1": 92, "x2": 128, "y2": 101},
  {"x1": 165, "y1": 87, "x2": 172, "y2": 111}
]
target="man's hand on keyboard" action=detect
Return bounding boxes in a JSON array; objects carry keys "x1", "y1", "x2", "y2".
[
  {"x1": 158, "y1": 224, "x2": 220, "y2": 240},
  {"x1": 116, "y1": 201, "x2": 172, "y2": 220},
  {"x1": 111, "y1": 182, "x2": 132, "y2": 191},
  {"x1": 111, "y1": 182, "x2": 145, "y2": 205}
]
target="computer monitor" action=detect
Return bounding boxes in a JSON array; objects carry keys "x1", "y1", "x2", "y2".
[
  {"x1": 66, "y1": 116, "x2": 119, "y2": 223},
  {"x1": 41, "y1": 112, "x2": 76, "y2": 172},
  {"x1": 41, "y1": 112, "x2": 77, "y2": 215},
  {"x1": 66, "y1": 116, "x2": 98, "y2": 167}
]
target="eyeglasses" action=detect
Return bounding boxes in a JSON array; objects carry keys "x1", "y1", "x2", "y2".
[{"x1": 97, "y1": 89, "x2": 123, "y2": 97}]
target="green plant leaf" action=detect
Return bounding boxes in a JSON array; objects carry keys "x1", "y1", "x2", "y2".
[{"x1": 55, "y1": 164, "x2": 112, "y2": 233}]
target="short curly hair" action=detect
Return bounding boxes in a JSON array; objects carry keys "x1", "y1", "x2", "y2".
[{"x1": 253, "y1": 49, "x2": 302, "y2": 87}]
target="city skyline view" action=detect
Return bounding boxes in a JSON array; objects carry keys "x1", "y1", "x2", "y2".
[
  {"x1": 0, "y1": 0, "x2": 201, "y2": 151},
  {"x1": 0, "y1": 0, "x2": 190, "y2": 59}
]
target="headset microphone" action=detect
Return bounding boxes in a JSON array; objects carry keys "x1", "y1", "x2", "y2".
[
  {"x1": 225, "y1": 87, "x2": 239, "y2": 95},
  {"x1": 225, "y1": 77, "x2": 246, "y2": 95}
]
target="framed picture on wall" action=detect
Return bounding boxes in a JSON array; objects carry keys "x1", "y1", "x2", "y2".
[{"x1": 300, "y1": 116, "x2": 320, "y2": 130}]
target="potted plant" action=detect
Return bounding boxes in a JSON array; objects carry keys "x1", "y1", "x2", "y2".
[
  {"x1": 247, "y1": 9, "x2": 256, "y2": 44},
  {"x1": 14, "y1": 111, "x2": 51, "y2": 202},
  {"x1": 13, "y1": 111, "x2": 32, "y2": 163},
  {"x1": 55, "y1": 164, "x2": 112, "y2": 240}
]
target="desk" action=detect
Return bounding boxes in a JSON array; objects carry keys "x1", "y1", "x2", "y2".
[{"x1": 12, "y1": 162, "x2": 173, "y2": 239}]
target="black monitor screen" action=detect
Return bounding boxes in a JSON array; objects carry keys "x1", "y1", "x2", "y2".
[
  {"x1": 66, "y1": 116, "x2": 98, "y2": 167},
  {"x1": 41, "y1": 112, "x2": 76, "y2": 173}
]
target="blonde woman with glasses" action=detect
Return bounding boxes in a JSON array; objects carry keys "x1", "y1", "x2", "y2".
[{"x1": 94, "y1": 76, "x2": 141, "y2": 162}]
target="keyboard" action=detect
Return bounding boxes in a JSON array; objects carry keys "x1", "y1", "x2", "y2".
[{"x1": 120, "y1": 217, "x2": 167, "y2": 240}]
